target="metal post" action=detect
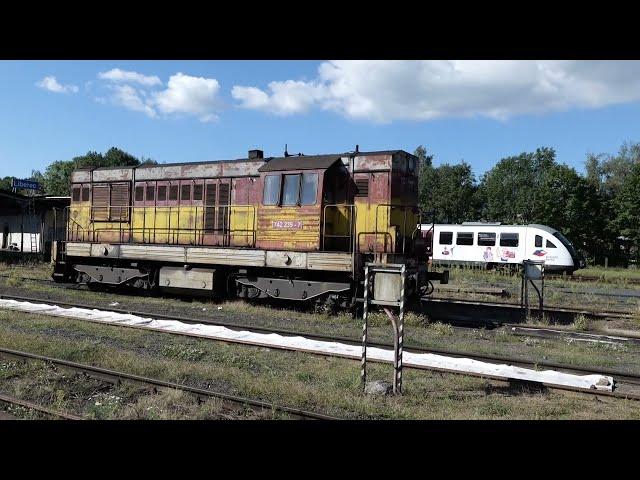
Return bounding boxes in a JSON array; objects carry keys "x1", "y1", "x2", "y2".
[
  {"x1": 397, "y1": 264, "x2": 406, "y2": 394},
  {"x1": 361, "y1": 265, "x2": 370, "y2": 389}
]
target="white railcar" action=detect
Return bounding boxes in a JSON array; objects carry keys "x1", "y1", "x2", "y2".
[{"x1": 419, "y1": 223, "x2": 584, "y2": 273}]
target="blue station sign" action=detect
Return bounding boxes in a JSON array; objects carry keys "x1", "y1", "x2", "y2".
[{"x1": 12, "y1": 178, "x2": 40, "y2": 190}]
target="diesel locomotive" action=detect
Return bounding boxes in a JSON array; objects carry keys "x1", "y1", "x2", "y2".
[{"x1": 52, "y1": 148, "x2": 445, "y2": 306}]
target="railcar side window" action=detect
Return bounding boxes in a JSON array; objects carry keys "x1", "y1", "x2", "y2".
[
  {"x1": 546, "y1": 240, "x2": 557, "y2": 248},
  {"x1": 72, "y1": 186, "x2": 81, "y2": 202},
  {"x1": 439, "y1": 232, "x2": 453, "y2": 245},
  {"x1": 263, "y1": 175, "x2": 281, "y2": 205},
  {"x1": 300, "y1": 173, "x2": 318, "y2": 205},
  {"x1": 282, "y1": 174, "x2": 301, "y2": 205},
  {"x1": 81, "y1": 186, "x2": 90, "y2": 202},
  {"x1": 169, "y1": 185, "x2": 178, "y2": 201},
  {"x1": 181, "y1": 184, "x2": 191, "y2": 202},
  {"x1": 146, "y1": 185, "x2": 155, "y2": 202},
  {"x1": 535, "y1": 235, "x2": 542, "y2": 247},
  {"x1": 500, "y1": 233, "x2": 519, "y2": 247},
  {"x1": 157, "y1": 186, "x2": 167, "y2": 201},
  {"x1": 456, "y1": 232, "x2": 474, "y2": 246},
  {"x1": 478, "y1": 232, "x2": 496, "y2": 246},
  {"x1": 135, "y1": 186, "x2": 144, "y2": 202}
]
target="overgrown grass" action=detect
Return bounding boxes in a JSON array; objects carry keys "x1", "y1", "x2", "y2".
[
  {"x1": 573, "y1": 314, "x2": 590, "y2": 332},
  {"x1": 5, "y1": 270, "x2": 23, "y2": 287},
  {"x1": 3, "y1": 308, "x2": 640, "y2": 418}
]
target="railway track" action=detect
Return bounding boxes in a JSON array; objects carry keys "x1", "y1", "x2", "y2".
[
  {"x1": 0, "y1": 391, "x2": 84, "y2": 420},
  {"x1": 423, "y1": 296, "x2": 636, "y2": 324},
  {"x1": 1, "y1": 272, "x2": 636, "y2": 325},
  {"x1": 547, "y1": 274, "x2": 640, "y2": 285},
  {"x1": 1, "y1": 292, "x2": 640, "y2": 402},
  {"x1": 0, "y1": 346, "x2": 338, "y2": 420}
]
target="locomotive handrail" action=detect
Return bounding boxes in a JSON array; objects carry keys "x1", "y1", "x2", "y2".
[
  {"x1": 374, "y1": 203, "x2": 419, "y2": 255},
  {"x1": 63, "y1": 204, "x2": 257, "y2": 248}
]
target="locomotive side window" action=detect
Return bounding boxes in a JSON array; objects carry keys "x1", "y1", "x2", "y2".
[
  {"x1": 135, "y1": 186, "x2": 144, "y2": 202},
  {"x1": 81, "y1": 186, "x2": 90, "y2": 202},
  {"x1": 72, "y1": 186, "x2": 81, "y2": 202},
  {"x1": 500, "y1": 233, "x2": 519, "y2": 247},
  {"x1": 478, "y1": 232, "x2": 496, "y2": 246},
  {"x1": 300, "y1": 173, "x2": 318, "y2": 205},
  {"x1": 157, "y1": 186, "x2": 167, "y2": 201},
  {"x1": 181, "y1": 184, "x2": 191, "y2": 202},
  {"x1": 193, "y1": 184, "x2": 203, "y2": 201},
  {"x1": 535, "y1": 235, "x2": 542, "y2": 247},
  {"x1": 169, "y1": 185, "x2": 178, "y2": 201},
  {"x1": 146, "y1": 184, "x2": 155, "y2": 202},
  {"x1": 263, "y1": 175, "x2": 281, "y2": 205},
  {"x1": 439, "y1": 232, "x2": 453, "y2": 245},
  {"x1": 282, "y1": 174, "x2": 300, "y2": 206},
  {"x1": 546, "y1": 240, "x2": 557, "y2": 248},
  {"x1": 456, "y1": 232, "x2": 474, "y2": 246}
]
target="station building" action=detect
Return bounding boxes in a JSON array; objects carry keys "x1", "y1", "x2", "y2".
[{"x1": 0, "y1": 190, "x2": 69, "y2": 259}]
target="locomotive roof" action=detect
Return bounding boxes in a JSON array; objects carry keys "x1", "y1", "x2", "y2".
[
  {"x1": 258, "y1": 154, "x2": 342, "y2": 172},
  {"x1": 84, "y1": 149, "x2": 412, "y2": 172}
]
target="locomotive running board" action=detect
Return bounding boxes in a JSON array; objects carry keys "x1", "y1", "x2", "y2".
[{"x1": 64, "y1": 242, "x2": 354, "y2": 273}]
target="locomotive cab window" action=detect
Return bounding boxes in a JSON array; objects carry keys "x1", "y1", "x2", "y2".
[
  {"x1": 135, "y1": 186, "x2": 144, "y2": 202},
  {"x1": 456, "y1": 232, "x2": 474, "y2": 246},
  {"x1": 282, "y1": 174, "x2": 300, "y2": 206},
  {"x1": 72, "y1": 186, "x2": 81, "y2": 202},
  {"x1": 300, "y1": 173, "x2": 318, "y2": 205},
  {"x1": 500, "y1": 233, "x2": 519, "y2": 247},
  {"x1": 535, "y1": 235, "x2": 543, "y2": 248},
  {"x1": 546, "y1": 239, "x2": 557, "y2": 248},
  {"x1": 263, "y1": 175, "x2": 281, "y2": 205},
  {"x1": 478, "y1": 232, "x2": 496, "y2": 246},
  {"x1": 81, "y1": 186, "x2": 90, "y2": 202},
  {"x1": 157, "y1": 186, "x2": 167, "y2": 201},
  {"x1": 439, "y1": 232, "x2": 453, "y2": 245},
  {"x1": 146, "y1": 184, "x2": 155, "y2": 202}
]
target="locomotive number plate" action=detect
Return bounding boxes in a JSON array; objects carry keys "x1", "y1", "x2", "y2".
[{"x1": 272, "y1": 220, "x2": 303, "y2": 229}]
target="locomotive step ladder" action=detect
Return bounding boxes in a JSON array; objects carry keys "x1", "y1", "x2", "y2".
[{"x1": 360, "y1": 262, "x2": 412, "y2": 395}]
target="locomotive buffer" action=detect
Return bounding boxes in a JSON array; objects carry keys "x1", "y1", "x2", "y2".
[{"x1": 361, "y1": 262, "x2": 411, "y2": 395}]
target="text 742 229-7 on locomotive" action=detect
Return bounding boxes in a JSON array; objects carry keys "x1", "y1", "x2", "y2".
[{"x1": 52, "y1": 147, "x2": 447, "y2": 307}]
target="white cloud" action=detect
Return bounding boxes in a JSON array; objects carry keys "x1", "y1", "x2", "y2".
[
  {"x1": 98, "y1": 68, "x2": 162, "y2": 87},
  {"x1": 232, "y1": 80, "x2": 326, "y2": 115},
  {"x1": 36, "y1": 76, "x2": 79, "y2": 94},
  {"x1": 97, "y1": 71, "x2": 221, "y2": 122},
  {"x1": 232, "y1": 60, "x2": 640, "y2": 122},
  {"x1": 153, "y1": 73, "x2": 221, "y2": 122},
  {"x1": 109, "y1": 84, "x2": 156, "y2": 118}
]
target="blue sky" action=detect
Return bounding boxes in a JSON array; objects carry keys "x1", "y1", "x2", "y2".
[{"x1": 1, "y1": 60, "x2": 639, "y2": 181}]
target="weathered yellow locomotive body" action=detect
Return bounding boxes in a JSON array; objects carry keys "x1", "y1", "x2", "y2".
[{"x1": 55, "y1": 148, "x2": 440, "y2": 304}]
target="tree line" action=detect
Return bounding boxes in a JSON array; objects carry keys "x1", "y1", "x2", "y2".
[
  {"x1": 416, "y1": 142, "x2": 640, "y2": 266},
  {"x1": 2, "y1": 144, "x2": 637, "y2": 267},
  {"x1": 1, "y1": 148, "x2": 156, "y2": 197}
]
